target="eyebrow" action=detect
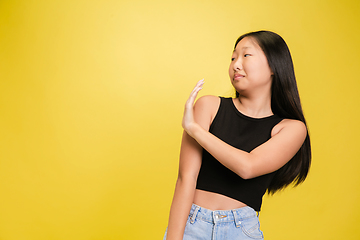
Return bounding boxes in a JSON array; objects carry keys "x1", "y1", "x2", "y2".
[{"x1": 233, "y1": 46, "x2": 251, "y2": 52}]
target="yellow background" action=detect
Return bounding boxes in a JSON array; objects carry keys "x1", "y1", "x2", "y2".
[{"x1": 0, "y1": 0, "x2": 359, "y2": 239}]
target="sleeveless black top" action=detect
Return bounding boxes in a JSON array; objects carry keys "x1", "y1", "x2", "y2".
[{"x1": 196, "y1": 97, "x2": 283, "y2": 211}]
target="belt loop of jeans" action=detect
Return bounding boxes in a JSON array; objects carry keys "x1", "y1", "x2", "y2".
[
  {"x1": 190, "y1": 205, "x2": 200, "y2": 224},
  {"x1": 231, "y1": 209, "x2": 241, "y2": 228}
]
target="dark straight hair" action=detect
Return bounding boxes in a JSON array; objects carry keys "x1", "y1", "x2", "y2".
[{"x1": 234, "y1": 30, "x2": 311, "y2": 194}]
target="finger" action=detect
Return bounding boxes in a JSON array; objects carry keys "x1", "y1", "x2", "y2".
[
  {"x1": 191, "y1": 79, "x2": 204, "y2": 93},
  {"x1": 189, "y1": 79, "x2": 204, "y2": 97},
  {"x1": 187, "y1": 79, "x2": 204, "y2": 105},
  {"x1": 195, "y1": 78, "x2": 204, "y2": 87}
]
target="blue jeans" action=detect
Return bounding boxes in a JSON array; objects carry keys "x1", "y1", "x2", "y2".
[{"x1": 163, "y1": 204, "x2": 264, "y2": 240}]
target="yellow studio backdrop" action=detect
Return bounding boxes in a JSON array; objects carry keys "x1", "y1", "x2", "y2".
[{"x1": 0, "y1": 0, "x2": 359, "y2": 239}]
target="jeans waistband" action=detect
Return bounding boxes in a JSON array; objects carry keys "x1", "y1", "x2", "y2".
[{"x1": 189, "y1": 203, "x2": 258, "y2": 227}]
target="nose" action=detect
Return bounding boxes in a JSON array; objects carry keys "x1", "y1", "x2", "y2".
[{"x1": 233, "y1": 58, "x2": 242, "y2": 71}]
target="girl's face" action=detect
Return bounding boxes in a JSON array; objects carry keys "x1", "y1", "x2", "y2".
[{"x1": 229, "y1": 37, "x2": 273, "y2": 95}]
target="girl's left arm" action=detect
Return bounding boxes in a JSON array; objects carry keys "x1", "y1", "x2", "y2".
[{"x1": 184, "y1": 80, "x2": 307, "y2": 179}]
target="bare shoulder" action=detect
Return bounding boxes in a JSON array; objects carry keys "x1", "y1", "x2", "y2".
[
  {"x1": 195, "y1": 95, "x2": 220, "y2": 112},
  {"x1": 195, "y1": 95, "x2": 220, "y2": 106},
  {"x1": 194, "y1": 95, "x2": 221, "y2": 127},
  {"x1": 272, "y1": 118, "x2": 307, "y2": 138}
]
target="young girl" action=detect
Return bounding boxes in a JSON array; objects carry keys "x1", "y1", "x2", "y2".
[{"x1": 164, "y1": 30, "x2": 311, "y2": 240}]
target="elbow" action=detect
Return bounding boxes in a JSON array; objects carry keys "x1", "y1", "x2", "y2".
[
  {"x1": 227, "y1": 152, "x2": 257, "y2": 179},
  {"x1": 240, "y1": 173, "x2": 251, "y2": 180},
  {"x1": 235, "y1": 163, "x2": 255, "y2": 180},
  {"x1": 238, "y1": 168, "x2": 253, "y2": 180}
]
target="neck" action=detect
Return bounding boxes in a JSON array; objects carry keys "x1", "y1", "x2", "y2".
[{"x1": 236, "y1": 92, "x2": 273, "y2": 118}]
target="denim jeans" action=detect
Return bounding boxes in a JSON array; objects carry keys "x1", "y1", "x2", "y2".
[{"x1": 163, "y1": 204, "x2": 264, "y2": 240}]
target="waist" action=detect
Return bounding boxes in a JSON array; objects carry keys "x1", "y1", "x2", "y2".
[
  {"x1": 189, "y1": 203, "x2": 257, "y2": 224},
  {"x1": 194, "y1": 189, "x2": 248, "y2": 210}
]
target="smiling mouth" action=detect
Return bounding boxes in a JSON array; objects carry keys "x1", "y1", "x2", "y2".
[{"x1": 234, "y1": 74, "x2": 245, "y2": 80}]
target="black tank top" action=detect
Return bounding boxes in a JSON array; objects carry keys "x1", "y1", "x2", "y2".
[{"x1": 196, "y1": 97, "x2": 283, "y2": 211}]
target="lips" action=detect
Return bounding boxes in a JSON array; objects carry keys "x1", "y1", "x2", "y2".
[{"x1": 234, "y1": 73, "x2": 245, "y2": 80}]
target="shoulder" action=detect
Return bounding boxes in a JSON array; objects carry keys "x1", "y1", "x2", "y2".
[
  {"x1": 195, "y1": 95, "x2": 221, "y2": 107},
  {"x1": 194, "y1": 95, "x2": 221, "y2": 128},
  {"x1": 194, "y1": 95, "x2": 221, "y2": 113},
  {"x1": 272, "y1": 118, "x2": 307, "y2": 139}
]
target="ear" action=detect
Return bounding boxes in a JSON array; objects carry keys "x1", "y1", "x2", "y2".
[{"x1": 270, "y1": 68, "x2": 274, "y2": 76}]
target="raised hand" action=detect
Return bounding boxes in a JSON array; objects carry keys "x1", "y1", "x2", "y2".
[{"x1": 182, "y1": 79, "x2": 204, "y2": 137}]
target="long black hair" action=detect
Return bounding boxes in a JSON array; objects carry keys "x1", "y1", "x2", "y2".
[{"x1": 234, "y1": 30, "x2": 311, "y2": 194}]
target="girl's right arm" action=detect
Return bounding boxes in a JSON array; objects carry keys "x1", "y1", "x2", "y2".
[
  {"x1": 166, "y1": 94, "x2": 219, "y2": 240},
  {"x1": 165, "y1": 131, "x2": 202, "y2": 240}
]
